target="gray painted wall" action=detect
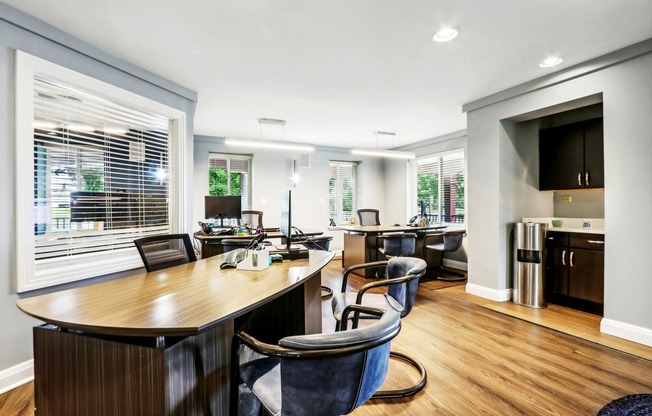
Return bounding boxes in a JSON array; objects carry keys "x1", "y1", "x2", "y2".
[
  {"x1": 193, "y1": 136, "x2": 386, "y2": 232},
  {"x1": 0, "y1": 4, "x2": 196, "y2": 377},
  {"x1": 466, "y1": 47, "x2": 652, "y2": 336}
]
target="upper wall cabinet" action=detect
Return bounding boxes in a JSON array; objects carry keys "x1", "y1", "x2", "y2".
[{"x1": 539, "y1": 118, "x2": 604, "y2": 190}]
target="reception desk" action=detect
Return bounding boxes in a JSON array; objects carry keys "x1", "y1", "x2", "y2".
[
  {"x1": 16, "y1": 250, "x2": 335, "y2": 415},
  {"x1": 340, "y1": 224, "x2": 447, "y2": 277}
]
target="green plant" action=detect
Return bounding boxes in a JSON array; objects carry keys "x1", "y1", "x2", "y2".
[{"x1": 82, "y1": 168, "x2": 104, "y2": 192}]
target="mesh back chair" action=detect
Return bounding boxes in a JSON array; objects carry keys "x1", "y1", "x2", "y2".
[
  {"x1": 134, "y1": 234, "x2": 197, "y2": 272},
  {"x1": 231, "y1": 306, "x2": 401, "y2": 416},
  {"x1": 356, "y1": 209, "x2": 380, "y2": 226},
  {"x1": 422, "y1": 229, "x2": 466, "y2": 281},
  {"x1": 378, "y1": 233, "x2": 417, "y2": 259},
  {"x1": 331, "y1": 257, "x2": 428, "y2": 398},
  {"x1": 240, "y1": 210, "x2": 264, "y2": 230}
]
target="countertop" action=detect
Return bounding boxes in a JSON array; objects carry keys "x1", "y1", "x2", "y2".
[{"x1": 521, "y1": 217, "x2": 605, "y2": 235}]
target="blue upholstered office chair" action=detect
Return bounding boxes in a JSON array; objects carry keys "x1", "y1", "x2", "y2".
[
  {"x1": 332, "y1": 257, "x2": 428, "y2": 398},
  {"x1": 133, "y1": 233, "x2": 197, "y2": 272},
  {"x1": 378, "y1": 233, "x2": 417, "y2": 259},
  {"x1": 231, "y1": 305, "x2": 401, "y2": 416},
  {"x1": 356, "y1": 208, "x2": 380, "y2": 226}
]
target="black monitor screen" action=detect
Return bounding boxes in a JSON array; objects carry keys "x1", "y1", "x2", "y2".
[
  {"x1": 204, "y1": 195, "x2": 242, "y2": 222},
  {"x1": 280, "y1": 190, "x2": 292, "y2": 248}
]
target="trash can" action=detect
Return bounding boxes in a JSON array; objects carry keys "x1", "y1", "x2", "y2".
[{"x1": 513, "y1": 222, "x2": 548, "y2": 308}]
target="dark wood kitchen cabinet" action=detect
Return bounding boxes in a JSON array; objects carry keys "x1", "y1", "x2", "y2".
[
  {"x1": 539, "y1": 118, "x2": 604, "y2": 190},
  {"x1": 545, "y1": 231, "x2": 604, "y2": 315}
]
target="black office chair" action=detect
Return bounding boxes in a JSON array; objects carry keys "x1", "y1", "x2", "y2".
[
  {"x1": 240, "y1": 210, "x2": 264, "y2": 230},
  {"x1": 231, "y1": 305, "x2": 401, "y2": 416},
  {"x1": 356, "y1": 208, "x2": 380, "y2": 226},
  {"x1": 133, "y1": 233, "x2": 197, "y2": 272},
  {"x1": 378, "y1": 233, "x2": 417, "y2": 259},
  {"x1": 331, "y1": 257, "x2": 428, "y2": 398},
  {"x1": 422, "y1": 229, "x2": 467, "y2": 281}
]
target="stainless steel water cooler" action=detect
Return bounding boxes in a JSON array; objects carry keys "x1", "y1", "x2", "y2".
[{"x1": 513, "y1": 222, "x2": 548, "y2": 308}]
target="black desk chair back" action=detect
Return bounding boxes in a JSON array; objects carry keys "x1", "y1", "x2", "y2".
[
  {"x1": 134, "y1": 233, "x2": 197, "y2": 272},
  {"x1": 331, "y1": 257, "x2": 428, "y2": 398},
  {"x1": 241, "y1": 210, "x2": 264, "y2": 229},
  {"x1": 422, "y1": 229, "x2": 466, "y2": 281},
  {"x1": 231, "y1": 305, "x2": 401, "y2": 416},
  {"x1": 356, "y1": 208, "x2": 380, "y2": 226}
]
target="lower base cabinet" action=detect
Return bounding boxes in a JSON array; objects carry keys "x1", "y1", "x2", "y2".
[{"x1": 546, "y1": 231, "x2": 605, "y2": 315}]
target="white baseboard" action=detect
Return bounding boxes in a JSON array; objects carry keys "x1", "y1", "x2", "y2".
[
  {"x1": 600, "y1": 318, "x2": 652, "y2": 347},
  {"x1": 466, "y1": 283, "x2": 512, "y2": 302},
  {"x1": 0, "y1": 360, "x2": 33, "y2": 395}
]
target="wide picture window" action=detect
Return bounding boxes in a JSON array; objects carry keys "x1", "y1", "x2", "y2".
[{"x1": 15, "y1": 51, "x2": 186, "y2": 291}]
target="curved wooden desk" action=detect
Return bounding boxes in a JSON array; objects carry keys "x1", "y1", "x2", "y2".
[{"x1": 17, "y1": 250, "x2": 335, "y2": 416}]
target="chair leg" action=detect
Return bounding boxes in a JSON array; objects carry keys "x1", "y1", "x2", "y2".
[{"x1": 372, "y1": 351, "x2": 427, "y2": 399}]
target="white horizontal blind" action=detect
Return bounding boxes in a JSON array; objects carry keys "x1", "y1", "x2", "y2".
[
  {"x1": 329, "y1": 161, "x2": 357, "y2": 224},
  {"x1": 415, "y1": 149, "x2": 465, "y2": 224},
  {"x1": 16, "y1": 52, "x2": 185, "y2": 291},
  {"x1": 208, "y1": 153, "x2": 252, "y2": 220}
]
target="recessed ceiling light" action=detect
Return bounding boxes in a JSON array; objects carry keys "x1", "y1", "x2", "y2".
[
  {"x1": 539, "y1": 57, "x2": 563, "y2": 68},
  {"x1": 433, "y1": 28, "x2": 458, "y2": 42}
]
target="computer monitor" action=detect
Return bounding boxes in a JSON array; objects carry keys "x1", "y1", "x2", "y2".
[
  {"x1": 204, "y1": 195, "x2": 242, "y2": 226},
  {"x1": 280, "y1": 190, "x2": 292, "y2": 249}
]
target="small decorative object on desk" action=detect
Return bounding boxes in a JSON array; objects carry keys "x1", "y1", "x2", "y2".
[
  {"x1": 551, "y1": 219, "x2": 563, "y2": 227},
  {"x1": 582, "y1": 219, "x2": 592, "y2": 229}
]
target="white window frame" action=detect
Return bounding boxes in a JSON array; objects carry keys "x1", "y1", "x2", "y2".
[
  {"x1": 409, "y1": 148, "x2": 465, "y2": 225},
  {"x1": 329, "y1": 161, "x2": 357, "y2": 225},
  {"x1": 15, "y1": 51, "x2": 187, "y2": 292}
]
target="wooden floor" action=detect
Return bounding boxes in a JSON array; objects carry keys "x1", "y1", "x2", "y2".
[{"x1": 3, "y1": 259, "x2": 652, "y2": 415}]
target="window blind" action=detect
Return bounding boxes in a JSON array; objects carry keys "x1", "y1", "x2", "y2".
[
  {"x1": 329, "y1": 161, "x2": 357, "y2": 224},
  {"x1": 32, "y1": 75, "x2": 172, "y2": 266},
  {"x1": 415, "y1": 149, "x2": 465, "y2": 224},
  {"x1": 208, "y1": 153, "x2": 252, "y2": 221}
]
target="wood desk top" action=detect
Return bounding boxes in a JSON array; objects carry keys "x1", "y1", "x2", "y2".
[
  {"x1": 339, "y1": 224, "x2": 447, "y2": 234},
  {"x1": 16, "y1": 250, "x2": 334, "y2": 337}
]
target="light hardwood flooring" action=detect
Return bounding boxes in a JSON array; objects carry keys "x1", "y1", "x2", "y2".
[{"x1": 2, "y1": 259, "x2": 651, "y2": 415}]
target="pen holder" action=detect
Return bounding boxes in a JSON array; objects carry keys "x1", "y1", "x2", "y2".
[{"x1": 237, "y1": 249, "x2": 270, "y2": 271}]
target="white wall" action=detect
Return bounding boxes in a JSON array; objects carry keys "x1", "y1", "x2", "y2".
[
  {"x1": 465, "y1": 46, "x2": 652, "y2": 344},
  {"x1": 0, "y1": 3, "x2": 197, "y2": 390},
  {"x1": 193, "y1": 136, "x2": 385, "y2": 233}
]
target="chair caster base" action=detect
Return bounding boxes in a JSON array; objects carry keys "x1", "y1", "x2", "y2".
[{"x1": 372, "y1": 351, "x2": 427, "y2": 399}]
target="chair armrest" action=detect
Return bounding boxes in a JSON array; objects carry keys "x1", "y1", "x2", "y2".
[
  {"x1": 421, "y1": 232, "x2": 444, "y2": 257},
  {"x1": 355, "y1": 273, "x2": 422, "y2": 305},
  {"x1": 340, "y1": 261, "x2": 389, "y2": 292},
  {"x1": 235, "y1": 305, "x2": 400, "y2": 358}
]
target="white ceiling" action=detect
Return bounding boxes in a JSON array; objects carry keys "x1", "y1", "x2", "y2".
[{"x1": 6, "y1": 0, "x2": 652, "y2": 149}]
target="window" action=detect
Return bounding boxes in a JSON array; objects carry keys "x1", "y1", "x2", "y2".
[
  {"x1": 329, "y1": 161, "x2": 357, "y2": 224},
  {"x1": 16, "y1": 51, "x2": 186, "y2": 292},
  {"x1": 412, "y1": 149, "x2": 465, "y2": 224},
  {"x1": 208, "y1": 153, "x2": 252, "y2": 220}
]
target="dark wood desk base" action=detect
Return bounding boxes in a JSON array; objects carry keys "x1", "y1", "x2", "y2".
[{"x1": 32, "y1": 271, "x2": 323, "y2": 416}]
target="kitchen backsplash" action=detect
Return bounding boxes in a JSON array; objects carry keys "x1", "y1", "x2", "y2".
[{"x1": 553, "y1": 189, "x2": 604, "y2": 218}]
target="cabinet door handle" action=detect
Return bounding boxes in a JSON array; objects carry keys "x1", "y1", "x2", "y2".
[
  {"x1": 578, "y1": 172, "x2": 582, "y2": 186},
  {"x1": 587, "y1": 240, "x2": 604, "y2": 245},
  {"x1": 570, "y1": 251, "x2": 574, "y2": 268},
  {"x1": 562, "y1": 250, "x2": 566, "y2": 266},
  {"x1": 585, "y1": 171, "x2": 590, "y2": 187}
]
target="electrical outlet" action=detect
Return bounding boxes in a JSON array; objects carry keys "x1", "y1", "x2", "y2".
[{"x1": 560, "y1": 195, "x2": 572, "y2": 203}]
